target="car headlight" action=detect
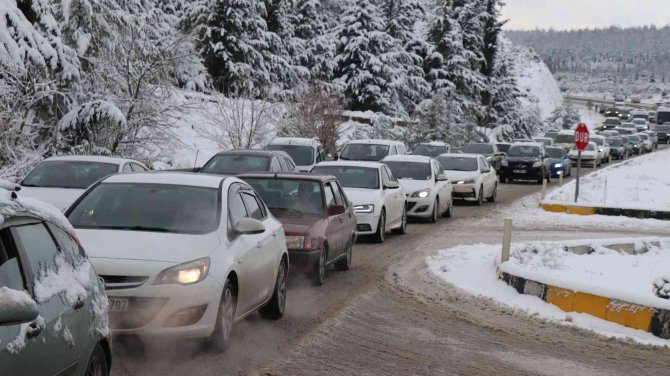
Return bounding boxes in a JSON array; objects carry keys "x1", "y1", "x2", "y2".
[
  {"x1": 154, "y1": 258, "x2": 210, "y2": 285},
  {"x1": 554, "y1": 163, "x2": 563, "y2": 168},
  {"x1": 598, "y1": 148, "x2": 603, "y2": 152},
  {"x1": 486, "y1": 156, "x2": 492, "y2": 161},
  {"x1": 285, "y1": 235, "x2": 305, "y2": 249},
  {"x1": 456, "y1": 179, "x2": 476, "y2": 185},
  {"x1": 501, "y1": 160, "x2": 508, "y2": 166},
  {"x1": 532, "y1": 161, "x2": 542, "y2": 168},
  {"x1": 354, "y1": 204, "x2": 375, "y2": 213},
  {"x1": 411, "y1": 188, "x2": 432, "y2": 198}
]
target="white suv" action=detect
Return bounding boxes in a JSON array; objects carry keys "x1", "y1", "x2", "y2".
[
  {"x1": 338, "y1": 139, "x2": 407, "y2": 162},
  {"x1": 66, "y1": 172, "x2": 289, "y2": 351},
  {"x1": 265, "y1": 137, "x2": 326, "y2": 172}
]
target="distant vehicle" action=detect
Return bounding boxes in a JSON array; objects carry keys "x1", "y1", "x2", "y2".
[
  {"x1": 496, "y1": 142, "x2": 512, "y2": 154},
  {"x1": 655, "y1": 124, "x2": 670, "y2": 144},
  {"x1": 619, "y1": 122, "x2": 637, "y2": 131},
  {"x1": 643, "y1": 131, "x2": 659, "y2": 149},
  {"x1": 338, "y1": 140, "x2": 407, "y2": 162},
  {"x1": 382, "y1": 155, "x2": 453, "y2": 221},
  {"x1": 462, "y1": 143, "x2": 505, "y2": 172},
  {"x1": 513, "y1": 139, "x2": 535, "y2": 143},
  {"x1": 545, "y1": 147, "x2": 571, "y2": 177},
  {"x1": 19, "y1": 155, "x2": 149, "y2": 211},
  {"x1": 613, "y1": 127, "x2": 634, "y2": 135},
  {"x1": 554, "y1": 130, "x2": 576, "y2": 151},
  {"x1": 66, "y1": 172, "x2": 290, "y2": 350},
  {"x1": 589, "y1": 135, "x2": 611, "y2": 162},
  {"x1": 437, "y1": 153, "x2": 498, "y2": 205},
  {"x1": 631, "y1": 118, "x2": 649, "y2": 131},
  {"x1": 265, "y1": 138, "x2": 326, "y2": 172},
  {"x1": 311, "y1": 161, "x2": 406, "y2": 243},
  {"x1": 631, "y1": 109, "x2": 650, "y2": 121},
  {"x1": 0, "y1": 187, "x2": 111, "y2": 376},
  {"x1": 636, "y1": 133, "x2": 654, "y2": 152},
  {"x1": 499, "y1": 142, "x2": 552, "y2": 184},
  {"x1": 618, "y1": 108, "x2": 632, "y2": 121},
  {"x1": 599, "y1": 130, "x2": 620, "y2": 140},
  {"x1": 544, "y1": 130, "x2": 559, "y2": 140},
  {"x1": 240, "y1": 172, "x2": 356, "y2": 286},
  {"x1": 604, "y1": 107, "x2": 620, "y2": 118},
  {"x1": 412, "y1": 142, "x2": 450, "y2": 158},
  {"x1": 626, "y1": 134, "x2": 644, "y2": 155},
  {"x1": 608, "y1": 137, "x2": 629, "y2": 160},
  {"x1": 655, "y1": 106, "x2": 670, "y2": 125},
  {"x1": 602, "y1": 117, "x2": 621, "y2": 130},
  {"x1": 631, "y1": 95, "x2": 642, "y2": 104},
  {"x1": 568, "y1": 142, "x2": 600, "y2": 167},
  {"x1": 649, "y1": 111, "x2": 657, "y2": 123},
  {"x1": 533, "y1": 137, "x2": 554, "y2": 147},
  {"x1": 614, "y1": 94, "x2": 626, "y2": 102},
  {"x1": 200, "y1": 150, "x2": 296, "y2": 176}
]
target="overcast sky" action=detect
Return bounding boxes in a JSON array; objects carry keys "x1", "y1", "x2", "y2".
[{"x1": 501, "y1": 0, "x2": 670, "y2": 30}]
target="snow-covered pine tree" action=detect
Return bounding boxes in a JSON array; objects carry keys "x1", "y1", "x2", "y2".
[
  {"x1": 480, "y1": 0, "x2": 503, "y2": 116},
  {"x1": 294, "y1": 0, "x2": 336, "y2": 82},
  {"x1": 548, "y1": 103, "x2": 580, "y2": 130}
]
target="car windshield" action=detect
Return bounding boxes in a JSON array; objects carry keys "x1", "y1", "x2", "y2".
[
  {"x1": 633, "y1": 119, "x2": 646, "y2": 124},
  {"x1": 244, "y1": 178, "x2": 323, "y2": 216},
  {"x1": 384, "y1": 161, "x2": 431, "y2": 180},
  {"x1": 604, "y1": 119, "x2": 619, "y2": 124},
  {"x1": 437, "y1": 156, "x2": 478, "y2": 172},
  {"x1": 555, "y1": 134, "x2": 573, "y2": 143},
  {"x1": 265, "y1": 145, "x2": 313, "y2": 166},
  {"x1": 22, "y1": 161, "x2": 118, "y2": 189},
  {"x1": 573, "y1": 144, "x2": 596, "y2": 151},
  {"x1": 639, "y1": 134, "x2": 649, "y2": 140},
  {"x1": 67, "y1": 183, "x2": 219, "y2": 234},
  {"x1": 610, "y1": 138, "x2": 624, "y2": 146},
  {"x1": 340, "y1": 144, "x2": 390, "y2": 161},
  {"x1": 591, "y1": 138, "x2": 604, "y2": 146},
  {"x1": 545, "y1": 148, "x2": 564, "y2": 158},
  {"x1": 463, "y1": 144, "x2": 494, "y2": 154},
  {"x1": 201, "y1": 154, "x2": 270, "y2": 175},
  {"x1": 507, "y1": 145, "x2": 542, "y2": 158},
  {"x1": 622, "y1": 124, "x2": 636, "y2": 128},
  {"x1": 657, "y1": 125, "x2": 670, "y2": 132},
  {"x1": 413, "y1": 144, "x2": 447, "y2": 158},
  {"x1": 629, "y1": 136, "x2": 641, "y2": 142},
  {"x1": 496, "y1": 144, "x2": 511, "y2": 153},
  {"x1": 311, "y1": 166, "x2": 379, "y2": 189}
]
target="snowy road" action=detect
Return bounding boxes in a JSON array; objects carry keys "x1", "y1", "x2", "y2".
[{"x1": 112, "y1": 148, "x2": 670, "y2": 376}]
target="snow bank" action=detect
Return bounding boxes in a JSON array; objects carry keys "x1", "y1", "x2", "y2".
[{"x1": 427, "y1": 241, "x2": 670, "y2": 347}]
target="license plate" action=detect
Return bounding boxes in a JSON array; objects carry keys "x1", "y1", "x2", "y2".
[
  {"x1": 109, "y1": 298, "x2": 129, "y2": 312},
  {"x1": 513, "y1": 169, "x2": 526, "y2": 174}
]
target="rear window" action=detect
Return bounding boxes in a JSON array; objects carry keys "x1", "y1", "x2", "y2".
[
  {"x1": 413, "y1": 144, "x2": 448, "y2": 158},
  {"x1": 463, "y1": 144, "x2": 494, "y2": 154},
  {"x1": 384, "y1": 161, "x2": 431, "y2": 180},
  {"x1": 265, "y1": 145, "x2": 314, "y2": 166},
  {"x1": 244, "y1": 178, "x2": 324, "y2": 216},
  {"x1": 22, "y1": 161, "x2": 118, "y2": 189},
  {"x1": 437, "y1": 156, "x2": 478, "y2": 172},
  {"x1": 554, "y1": 134, "x2": 573, "y2": 144},
  {"x1": 340, "y1": 144, "x2": 390, "y2": 161},
  {"x1": 202, "y1": 154, "x2": 269, "y2": 175},
  {"x1": 311, "y1": 166, "x2": 379, "y2": 189}
]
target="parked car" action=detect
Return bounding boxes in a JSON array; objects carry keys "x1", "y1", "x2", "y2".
[
  {"x1": 462, "y1": 143, "x2": 505, "y2": 172},
  {"x1": 601, "y1": 117, "x2": 621, "y2": 130},
  {"x1": 632, "y1": 118, "x2": 649, "y2": 131},
  {"x1": 636, "y1": 133, "x2": 654, "y2": 152},
  {"x1": 200, "y1": 150, "x2": 296, "y2": 176},
  {"x1": 382, "y1": 155, "x2": 453, "y2": 221},
  {"x1": 0, "y1": 183, "x2": 111, "y2": 376},
  {"x1": 338, "y1": 140, "x2": 407, "y2": 162},
  {"x1": 436, "y1": 154, "x2": 498, "y2": 205},
  {"x1": 265, "y1": 138, "x2": 326, "y2": 172},
  {"x1": 500, "y1": 142, "x2": 552, "y2": 184},
  {"x1": 18, "y1": 156, "x2": 148, "y2": 211},
  {"x1": 609, "y1": 137, "x2": 629, "y2": 160},
  {"x1": 311, "y1": 162, "x2": 406, "y2": 243},
  {"x1": 533, "y1": 137, "x2": 554, "y2": 147},
  {"x1": 65, "y1": 172, "x2": 289, "y2": 351},
  {"x1": 554, "y1": 130, "x2": 576, "y2": 151},
  {"x1": 643, "y1": 131, "x2": 659, "y2": 149},
  {"x1": 240, "y1": 173, "x2": 356, "y2": 286},
  {"x1": 412, "y1": 142, "x2": 450, "y2": 158},
  {"x1": 495, "y1": 142, "x2": 512, "y2": 154},
  {"x1": 568, "y1": 142, "x2": 600, "y2": 167},
  {"x1": 626, "y1": 134, "x2": 645, "y2": 155},
  {"x1": 545, "y1": 147, "x2": 572, "y2": 177},
  {"x1": 590, "y1": 135, "x2": 611, "y2": 162}
]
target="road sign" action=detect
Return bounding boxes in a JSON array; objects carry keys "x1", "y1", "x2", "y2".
[{"x1": 574, "y1": 123, "x2": 590, "y2": 151}]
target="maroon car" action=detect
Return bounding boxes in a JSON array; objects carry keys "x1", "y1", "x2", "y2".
[{"x1": 239, "y1": 173, "x2": 357, "y2": 285}]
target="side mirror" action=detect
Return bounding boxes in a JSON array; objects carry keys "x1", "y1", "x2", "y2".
[
  {"x1": 481, "y1": 169, "x2": 491, "y2": 174},
  {"x1": 0, "y1": 289, "x2": 39, "y2": 326},
  {"x1": 436, "y1": 173, "x2": 449, "y2": 182},
  {"x1": 327, "y1": 205, "x2": 346, "y2": 216},
  {"x1": 383, "y1": 181, "x2": 400, "y2": 190},
  {"x1": 235, "y1": 218, "x2": 265, "y2": 235}
]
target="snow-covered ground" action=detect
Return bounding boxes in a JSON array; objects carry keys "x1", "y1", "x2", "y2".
[
  {"x1": 427, "y1": 240, "x2": 670, "y2": 347},
  {"x1": 576, "y1": 105, "x2": 606, "y2": 133},
  {"x1": 544, "y1": 147, "x2": 670, "y2": 210}
]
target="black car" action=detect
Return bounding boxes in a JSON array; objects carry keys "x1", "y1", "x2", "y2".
[
  {"x1": 462, "y1": 143, "x2": 505, "y2": 172},
  {"x1": 602, "y1": 118, "x2": 621, "y2": 130},
  {"x1": 609, "y1": 137, "x2": 629, "y2": 160},
  {"x1": 500, "y1": 143, "x2": 552, "y2": 184},
  {"x1": 657, "y1": 124, "x2": 670, "y2": 144},
  {"x1": 199, "y1": 150, "x2": 297, "y2": 176}
]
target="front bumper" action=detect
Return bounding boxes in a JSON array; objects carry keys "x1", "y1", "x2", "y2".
[
  {"x1": 550, "y1": 164, "x2": 567, "y2": 176},
  {"x1": 288, "y1": 248, "x2": 320, "y2": 272},
  {"x1": 452, "y1": 184, "x2": 477, "y2": 200},
  {"x1": 406, "y1": 196, "x2": 435, "y2": 217},
  {"x1": 570, "y1": 156, "x2": 597, "y2": 166},
  {"x1": 501, "y1": 166, "x2": 544, "y2": 180},
  {"x1": 354, "y1": 212, "x2": 380, "y2": 235}
]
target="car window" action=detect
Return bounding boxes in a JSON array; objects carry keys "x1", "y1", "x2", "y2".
[
  {"x1": 380, "y1": 167, "x2": 391, "y2": 186},
  {"x1": 22, "y1": 161, "x2": 119, "y2": 189},
  {"x1": 202, "y1": 154, "x2": 270, "y2": 175},
  {"x1": 479, "y1": 157, "x2": 488, "y2": 172},
  {"x1": 0, "y1": 229, "x2": 25, "y2": 291},
  {"x1": 241, "y1": 192, "x2": 264, "y2": 221},
  {"x1": 47, "y1": 223, "x2": 85, "y2": 263},
  {"x1": 390, "y1": 146, "x2": 397, "y2": 155},
  {"x1": 324, "y1": 183, "x2": 336, "y2": 207},
  {"x1": 13, "y1": 223, "x2": 60, "y2": 277},
  {"x1": 122, "y1": 163, "x2": 133, "y2": 173},
  {"x1": 131, "y1": 163, "x2": 147, "y2": 172},
  {"x1": 228, "y1": 190, "x2": 248, "y2": 229},
  {"x1": 270, "y1": 158, "x2": 282, "y2": 172},
  {"x1": 329, "y1": 182, "x2": 345, "y2": 206},
  {"x1": 333, "y1": 181, "x2": 349, "y2": 207},
  {"x1": 277, "y1": 156, "x2": 288, "y2": 171}
]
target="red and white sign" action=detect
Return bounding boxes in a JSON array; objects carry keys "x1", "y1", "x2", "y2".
[{"x1": 574, "y1": 123, "x2": 590, "y2": 151}]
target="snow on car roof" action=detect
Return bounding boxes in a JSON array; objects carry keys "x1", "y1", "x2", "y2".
[
  {"x1": 0, "y1": 179, "x2": 74, "y2": 232},
  {"x1": 315, "y1": 161, "x2": 385, "y2": 169},
  {"x1": 268, "y1": 137, "x2": 320, "y2": 147},
  {"x1": 418, "y1": 141, "x2": 449, "y2": 146},
  {"x1": 103, "y1": 172, "x2": 226, "y2": 188},
  {"x1": 45, "y1": 155, "x2": 134, "y2": 164},
  {"x1": 382, "y1": 155, "x2": 432, "y2": 163}
]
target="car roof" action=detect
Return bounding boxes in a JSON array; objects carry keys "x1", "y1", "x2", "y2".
[
  {"x1": 417, "y1": 141, "x2": 448, "y2": 147},
  {"x1": 214, "y1": 149, "x2": 286, "y2": 157},
  {"x1": 44, "y1": 155, "x2": 135, "y2": 165},
  {"x1": 545, "y1": 146, "x2": 564, "y2": 151},
  {"x1": 511, "y1": 142, "x2": 543, "y2": 147},
  {"x1": 0, "y1": 181, "x2": 74, "y2": 232},
  {"x1": 315, "y1": 161, "x2": 384, "y2": 169},
  {"x1": 437, "y1": 153, "x2": 479, "y2": 159},
  {"x1": 382, "y1": 155, "x2": 432, "y2": 163},
  {"x1": 533, "y1": 137, "x2": 552, "y2": 140},
  {"x1": 558, "y1": 130, "x2": 574, "y2": 135},
  {"x1": 238, "y1": 172, "x2": 336, "y2": 183},
  {"x1": 590, "y1": 135, "x2": 606, "y2": 139},
  {"x1": 345, "y1": 139, "x2": 404, "y2": 146},
  {"x1": 102, "y1": 171, "x2": 227, "y2": 188},
  {"x1": 268, "y1": 137, "x2": 321, "y2": 147}
]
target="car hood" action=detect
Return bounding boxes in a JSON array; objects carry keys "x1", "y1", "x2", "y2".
[
  {"x1": 76, "y1": 229, "x2": 220, "y2": 263},
  {"x1": 341, "y1": 187, "x2": 381, "y2": 206},
  {"x1": 18, "y1": 187, "x2": 85, "y2": 212},
  {"x1": 272, "y1": 213, "x2": 322, "y2": 235},
  {"x1": 444, "y1": 170, "x2": 478, "y2": 182},
  {"x1": 398, "y1": 179, "x2": 433, "y2": 195}
]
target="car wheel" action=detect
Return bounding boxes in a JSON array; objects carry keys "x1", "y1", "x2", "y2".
[
  {"x1": 429, "y1": 199, "x2": 439, "y2": 223},
  {"x1": 392, "y1": 206, "x2": 407, "y2": 235},
  {"x1": 260, "y1": 260, "x2": 287, "y2": 319},
  {"x1": 487, "y1": 184, "x2": 497, "y2": 203},
  {"x1": 85, "y1": 344, "x2": 108, "y2": 376},
  {"x1": 209, "y1": 279, "x2": 236, "y2": 352},
  {"x1": 313, "y1": 245, "x2": 327, "y2": 286},
  {"x1": 373, "y1": 210, "x2": 386, "y2": 243},
  {"x1": 443, "y1": 197, "x2": 453, "y2": 218},
  {"x1": 335, "y1": 241, "x2": 353, "y2": 271},
  {"x1": 476, "y1": 186, "x2": 484, "y2": 206}
]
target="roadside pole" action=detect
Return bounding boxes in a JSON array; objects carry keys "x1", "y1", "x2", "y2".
[
  {"x1": 575, "y1": 151, "x2": 581, "y2": 202},
  {"x1": 501, "y1": 219, "x2": 513, "y2": 263}
]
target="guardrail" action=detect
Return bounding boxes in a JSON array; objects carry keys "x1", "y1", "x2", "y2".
[{"x1": 565, "y1": 95, "x2": 656, "y2": 110}]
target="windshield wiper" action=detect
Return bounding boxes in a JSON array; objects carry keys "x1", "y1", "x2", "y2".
[{"x1": 99, "y1": 225, "x2": 172, "y2": 232}]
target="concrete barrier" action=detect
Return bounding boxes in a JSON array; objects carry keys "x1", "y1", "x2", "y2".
[{"x1": 541, "y1": 202, "x2": 670, "y2": 221}]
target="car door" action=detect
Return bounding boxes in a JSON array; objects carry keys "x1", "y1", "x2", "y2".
[
  {"x1": 479, "y1": 157, "x2": 496, "y2": 196},
  {"x1": 322, "y1": 182, "x2": 343, "y2": 258},
  {"x1": 326, "y1": 181, "x2": 349, "y2": 257},
  {"x1": 432, "y1": 161, "x2": 449, "y2": 212},
  {"x1": 333, "y1": 181, "x2": 356, "y2": 246},
  {"x1": 381, "y1": 166, "x2": 403, "y2": 226}
]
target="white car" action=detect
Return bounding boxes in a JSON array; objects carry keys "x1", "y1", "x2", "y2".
[
  {"x1": 312, "y1": 161, "x2": 406, "y2": 243},
  {"x1": 65, "y1": 172, "x2": 289, "y2": 351},
  {"x1": 568, "y1": 142, "x2": 600, "y2": 167},
  {"x1": 436, "y1": 153, "x2": 498, "y2": 205},
  {"x1": 636, "y1": 133, "x2": 654, "y2": 152},
  {"x1": 412, "y1": 142, "x2": 450, "y2": 158},
  {"x1": 265, "y1": 137, "x2": 326, "y2": 172},
  {"x1": 589, "y1": 135, "x2": 610, "y2": 162},
  {"x1": 382, "y1": 155, "x2": 453, "y2": 221},
  {"x1": 632, "y1": 118, "x2": 649, "y2": 131},
  {"x1": 338, "y1": 139, "x2": 407, "y2": 162},
  {"x1": 19, "y1": 155, "x2": 148, "y2": 211}
]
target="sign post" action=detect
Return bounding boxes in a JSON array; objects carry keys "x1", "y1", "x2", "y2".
[{"x1": 574, "y1": 123, "x2": 590, "y2": 202}]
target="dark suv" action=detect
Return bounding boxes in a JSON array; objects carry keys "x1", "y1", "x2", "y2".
[
  {"x1": 199, "y1": 150, "x2": 296, "y2": 176},
  {"x1": 240, "y1": 173, "x2": 357, "y2": 286},
  {"x1": 462, "y1": 143, "x2": 505, "y2": 172},
  {"x1": 500, "y1": 142, "x2": 552, "y2": 184}
]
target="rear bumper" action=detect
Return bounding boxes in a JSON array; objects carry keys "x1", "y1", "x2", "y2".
[
  {"x1": 500, "y1": 166, "x2": 544, "y2": 179},
  {"x1": 288, "y1": 249, "x2": 320, "y2": 272}
]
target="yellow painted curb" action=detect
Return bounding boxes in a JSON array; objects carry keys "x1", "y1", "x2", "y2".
[
  {"x1": 606, "y1": 301, "x2": 653, "y2": 331},
  {"x1": 546, "y1": 286, "x2": 575, "y2": 312},
  {"x1": 565, "y1": 206, "x2": 597, "y2": 216},
  {"x1": 542, "y1": 204, "x2": 567, "y2": 213},
  {"x1": 574, "y1": 292, "x2": 610, "y2": 320}
]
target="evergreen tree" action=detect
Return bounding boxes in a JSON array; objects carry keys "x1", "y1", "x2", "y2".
[
  {"x1": 294, "y1": 0, "x2": 335, "y2": 81},
  {"x1": 480, "y1": 0, "x2": 504, "y2": 114}
]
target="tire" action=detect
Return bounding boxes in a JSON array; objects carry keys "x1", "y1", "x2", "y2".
[
  {"x1": 392, "y1": 206, "x2": 407, "y2": 235},
  {"x1": 85, "y1": 344, "x2": 109, "y2": 376},
  {"x1": 335, "y1": 241, "x2": 353, "y2": 271},
  {"x1": 260, "y1": 260, "x2": 287, "y2": 319},
  {"x1": 313, "y1": 245, "x2": 327, "y2": 286},
  {"x1": 487, "y1": 184, "x2": 497, "y2": 203},
  {"x1": 429, "y1": 199, "x2": 439, "y2": 223},
  {"x1": 443, "y1": 197, "x2": 453, "y2": 218},
  {"x1": 208, "y1": 279, "x2": 236, "y2": 352},
  {"x1": 476, "y1": 186, "x2": 484, "y2": 206},
  {"x1": 373, "y1": 210, "x2": 386, "y2": 243}
]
